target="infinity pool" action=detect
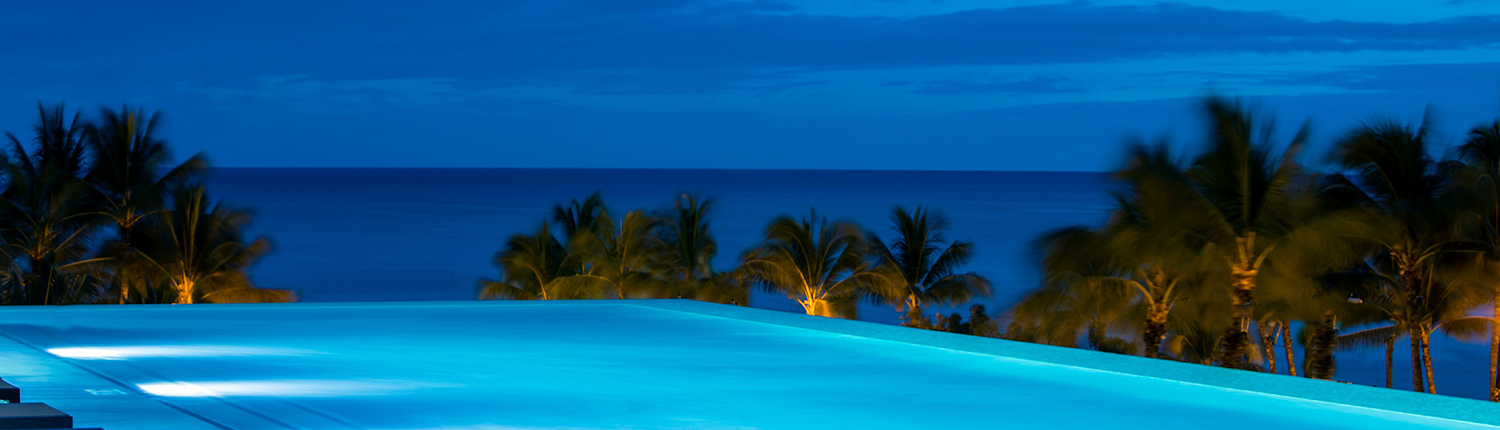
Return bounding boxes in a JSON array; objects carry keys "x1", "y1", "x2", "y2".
[{"x1": 0, "y1": 300, "x2": 1496, "y2": 429}]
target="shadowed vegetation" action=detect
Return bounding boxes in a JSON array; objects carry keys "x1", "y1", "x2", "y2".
[
  {"x1": 867, "y1": 206, "x2": 993, "y2": 328},
  {"x1": 0, "y1": 103, "x2": 286, "y2": 305},
  {"x1": 1009, "y1": 95, "x2": 1500, "y2": 401}
]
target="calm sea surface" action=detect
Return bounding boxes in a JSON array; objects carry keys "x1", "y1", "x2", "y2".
[{"x1": 207, "y1": 168, "x2": 1495, "y2": 400}]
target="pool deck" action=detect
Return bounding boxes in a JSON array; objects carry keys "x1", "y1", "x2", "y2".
[{"x1": 0, "y1": 299, "x2": 1498, "y2": 429}]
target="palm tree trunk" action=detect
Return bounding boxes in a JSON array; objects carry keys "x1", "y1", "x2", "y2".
[
  {"x1": 1261, "y1": 320, "x2": 1279, "y2": 374},
  {"x1": 1420, "y1": 328, "x2": 1437, "y2": 394},
  {"x1": 1219, "y1": 262, "x2": 1256, "y2": 370},
  {"x1": 1306, "y1": 310, "x2": 1336, "y2": 380},
  {"x1": 119, "y1": 225, "x2": 132, "y2": 304},
  {"x1": 1385, "y1": 334, "x2": 1395, "y2": 389},
  {"x1": 804, "y1": 298, "x2": 833, "y2": 318},
  {"x1": 31, "y1": 254, "x2": 55, "y2": 306},
  {"x1": 1142, "y1": 302, "x2": 1168, "y2": 359},
  {"x1": 1282, "y1": 323, "x2": 1297, "y2": 377},
  {"x1": 174, "y1": 278, "x2": 195, "y2": 304},
  {"x1": 903, "y1": 295, "x2": 924, "y2": 328},
  {"x1": 1492, "y1": 294, "x2": 1499, "y2": 401},
  {"x1": 1411, "y1": 327, "x2": 1426, "y2": 393}
]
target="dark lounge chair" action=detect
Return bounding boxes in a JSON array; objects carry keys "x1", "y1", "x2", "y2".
[
  {"x1": 0, "y1": 379, "x2": 16, "y2": 404},
  {"x1": 0, "y1": 402, "x2": 71, "y2": 429}
]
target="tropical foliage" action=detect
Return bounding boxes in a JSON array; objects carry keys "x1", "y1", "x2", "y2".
[
  {"x1": 0, "y1": 103, "x2": 286, "y2": 305},
  {"x1": 1007, "y1": 95, "x2": 1500, "y2": 401},
  {"x1": 481, "y1": 193, "x2": 751, "y2": 304},
  {"x1": 867, "y1": 206, "x2": 992, "y2": 328},
  {"x1": 740, "y1": 212, "x2": 885, "y2": 318},
  {"x1": 472, "y1": 94, "x2": 1500, "y2": 401},
  {"x1": 482, "y1": 192, "x2": 1001, "y2": 323}
]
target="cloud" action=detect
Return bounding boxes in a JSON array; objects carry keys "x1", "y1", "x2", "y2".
[
  {"x1": 10, "y1": 2, "x2": 1500, "y2": 83},
  {"x1": 910, "y1": 77, "x2": 1079, "y2": 95},
  {"x1": 457, "y1": 2, "x2": 1500, "y2": 74},
  {"x1": 1263, "y1": 61, "x2": 1500, "y2": 95},
  {"x1": 175, "y1": 76, "x2": 470, "y2": 107}
]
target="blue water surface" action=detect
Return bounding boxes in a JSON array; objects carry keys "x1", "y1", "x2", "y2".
[{"x1": 4, "y1": 302, "x2": 1494, "y2": 430}]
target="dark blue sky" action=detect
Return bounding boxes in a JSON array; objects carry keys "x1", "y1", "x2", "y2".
[{"x1": 3, "y1": 1, "x2": 1499, "y2": 170}]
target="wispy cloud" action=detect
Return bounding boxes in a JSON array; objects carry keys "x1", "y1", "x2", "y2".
[
  {"x1": 909, "y1": 77, "x2": 1079, "y2": 96},
  {"x1": 175, "y1": 76, "x2": 472, "y2": 108}
]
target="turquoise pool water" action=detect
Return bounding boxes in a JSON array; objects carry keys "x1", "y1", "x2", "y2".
[{"x1": 0, "y1": 300, "x2": 1496, "y2": 429}]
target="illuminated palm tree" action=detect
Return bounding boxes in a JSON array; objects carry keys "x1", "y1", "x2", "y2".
[
  {"x1": 130, "y1": 185, "x2": 271, "y2": 304},
  {"x1": 740, "y1": 211, "x2": 881, "y2": 318},
  {"x1": 84, "y1": 106, "x2": 207, "y2": 304},
  {"x1": 868, "y1": 206, "x2": 992, "y2": 328}
]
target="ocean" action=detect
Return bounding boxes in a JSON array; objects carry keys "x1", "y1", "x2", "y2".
[{"x1": 207, "y1": 168, "x2": 1496, "y2": 400}]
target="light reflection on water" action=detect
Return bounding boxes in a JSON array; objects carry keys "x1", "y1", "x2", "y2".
[
  {"x1": 47, "y1": 345, "x2": 323, "y2": 360},
  {"x1": 137, "y1": 379, "x2": 462, "y2": 397}
]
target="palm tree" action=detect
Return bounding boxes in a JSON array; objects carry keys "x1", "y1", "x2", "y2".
[
  {"x1": 1453, "y1": 118, "x2": 1500, "y2": 400},
  {"x1": 578, "y1": 209, "x2": 671, "y2": 299},
  {"x1": 657, "y1": 194, "x2": 746, "y2": 305},
  {"x1": 1030, "y1": 225, "x2": 1183, "y2": 358},
  {"x1": 130, "y1": 185, "x2": 271, "y2": 304},
  {"x1": 479, "y1": 222, "x2": 606, "y2": 300},
  {"x1": 1329, "y1": 115, "x2": 1491, "y2": 393},
  {"x1": 1250, "y1": 170, "x2": 1380, "y2": 376},
  {"x1": 1327, "y1": 258, "x2": 1488, "y2": 389},
  {"x1": 552, "y1": 192, "x2": 608, "y2": 242},
  {"x1": 0, "y1": 103, "x2": 104, "y2": 305},
  {"x1": 83, "y1": 106, "x2": 207, "y2": 304},
  {"x1": 1253, "y1": 303, "x2": 1294, "y2": 374},
  {"x1": 740, "y1": 211, "x2": 881, "y2": 318},
  {"x1": 1026, "y1": 143, "x2": 1213, "y2": 358},
  {"x1": 1181, "y1": 97, "x2": 1308, "y2": 369},
  {"x1": 549, "y1": 193, "x2": 668, "y2": 298},
  {"x1": 1303, "y1": 310, "x2": 1341, "y2": 379},
  {"x1": 868, "y1": 206, "x2": 992, "y2": 328}
]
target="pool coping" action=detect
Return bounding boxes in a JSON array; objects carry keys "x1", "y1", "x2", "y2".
[{"x1": 3, "y1": 299, "x2": 1499, "y2": 427}]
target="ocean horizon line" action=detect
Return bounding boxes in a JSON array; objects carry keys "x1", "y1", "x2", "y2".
[{"x1": 208, "y1": 166, "x2": 1113, "y2": 174}]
